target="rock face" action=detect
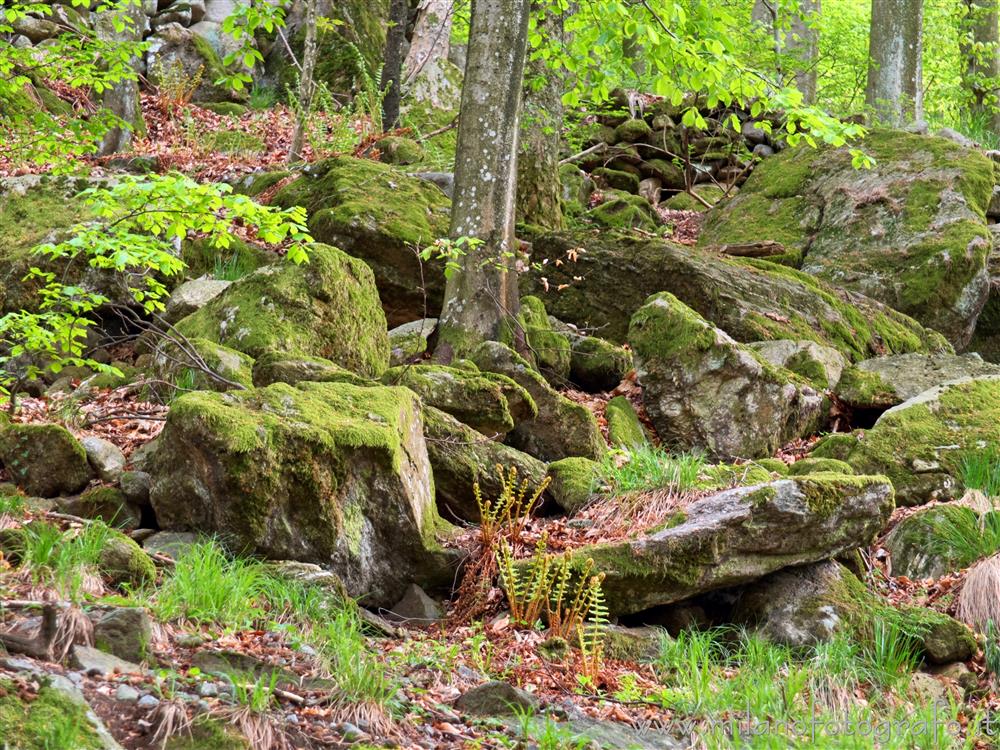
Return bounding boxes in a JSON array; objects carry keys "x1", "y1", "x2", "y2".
[
  {"x1": 174, "y1": 243, "x2": 389, "y2": 377},
  {"x1": 885, "y1": 505, "x2": 977, "y2": 580},
  {"x1": 0, "y1": 422, "x2": 92, "y2": 497},
  {"x1": 836, "y1": 352, "x2": 1000, "y2": 408},
  {"x1": 702, "y1": 131, "x2": 995, "y2": 348},
  {"x1": 629, "y1": 293, "x2": 824, "y2": 460},
  {"x1": 522, "y1": 230, "x2": 949, "y2": 361},
  {"x1": 146, "y1": 382, "x2": 454, "y2": 605},
  {"x1": 830, "y1": 376, "x2": 1000, "y2": 505},
  {"x1": 271, "y1": 158, "x2": 451, "y2": 327},
  {"x1": 747, "y1": 340, "x2": 847, "y2": 390},
  {"x1": 562, "y1": 474, "x2": 894, "y2": 616}
]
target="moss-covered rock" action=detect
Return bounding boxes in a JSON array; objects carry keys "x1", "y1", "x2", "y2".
[
  {"x1": 388, "y1": 318, "x2": 437, "y2": 365},
  {"x1": 592, "y1": 167, "x2": 640, "y2": 194},
  {"x1": 614, "y1": 118, "x2": 653, "y2": 143},
  {"x1": 99, "y1": 530, "x2": 156, "y2": 588},
  {"x1": 199, "y1": 102, "x2": 248, "y2": 117},
  {"x1": 569, "y1": 336, "x2": 632, "y2": 392},
  {"x1": 180, "y1": 235, "x2": 272, "y2": 279},
  {"x1": 554, "y1": 473, "x2": 894, "y2": 616},
  {"x1": 629, "y1": 293, "x2": 825, "y2": 460},
  {"x1": 59, "y1": 486, "x2": 140, "y2": 530},
  {"x1": 521, "y1": 230, "x2": 949, "y2": 361},
  {"x1": 175, "y1": 243, "x2": 389, "y2": 377},
  {"x1": 517, "y1": 296, "x2": 571, "y2": 382},
  {"x1": 0, "y1": 678, "x2": 109, "y2": 750},
  {"x1": 423, "y1": 406, "x2": 547, "y2": 523},
  {"x1": 788, "y1": 457, "x2": 855, "y2": 476},
  {"x1": 270, "y1": 157, "x2": 451, "y2": 327},
  {"x1": 0, "y1": 421, "x2": 92, "y2": 497},
  {"x1": 470, "y1": 342, "x2": 606, "y2": 462},
  {"x1": 546, "y1": 457, "x2": 602, "y2": 514},
  {"x1": 586, "y1": 192, "x2": 659, "y2": 230},
  {"x1": 663, "y1": 186, "x2": 728, "y2": 212},
  {"x1": 605, "y1": 396, "x2": 649, "y2": 449},
  {"x1": 701, "y1": 130, "x2": 995, "y2": 348},
  {"x1": 146, "y1": 382, "x2": 456, "y2": 605},
  {"x1": 902, "y1": 606, "x2": 978, "y2": 663},
  {"x1": 747, "y1": 339, "x2": 847, "y2": 390},
  {"x1": 250, "y1": 352, "x2": 368, "y2": 387},
  {"x1": 377, "y1": 136, "x2": 425, "y2": 165},
  {"x1": 148, "y1": 337, "x2": 255, "y2": 395},
  {"x1": 147, "y1": 23, "x2": 241, "y2": 103},
  {"x1": 884, "y1": 504, "x2": 979, "y2": 580},
  {"x1": 840, "y1": 376, "x2": 1000, "y2": 505},
  {"x1": 165, "y1": 715, "x2": 251, "y2": 750},
  {"x1": 383, "y1": 364, "x2": 533, "y2": 435},
  {"x1": 836, "y1": 353, "x2": 1000, "y2": 410}
]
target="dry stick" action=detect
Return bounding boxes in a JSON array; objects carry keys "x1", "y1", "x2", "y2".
[
  {"x1": 0, "y1": 602, "x2": 59, "y2": 660},
  {"x1": 559, "y1": 141, "x2": 607, "y2": 165},
  {"x1": 414, "y1": 115, "x2": 459, "y2": 142}
]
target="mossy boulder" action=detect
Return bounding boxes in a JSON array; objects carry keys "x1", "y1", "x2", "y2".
[
  {"x1": 93, "y1": 606, "x2": 153, "y2": 664},
  {"x1": 383, "y1": 364, "x2": 533, "y2": 436},
  {"x1": 614, "y1": 118, "x2": 653, "y2": 143},
  {"x1": 521, "y1": 230, "x2": 949, "y2": 361},
  {"x1": 148, "y1": 337, "x2": 255, "y2": 394},
  {"x1": 788, "y1": 457, "x2": 855, "y2": 476},
  {"x1": 174, "y1": 243, "x2": 389, "y2": 377},
  {"x1": 0, "y1": 421, "x2": 92, "y2": 497},
  {"x1": 629, "y1": 293, "x2": 824, "y2": 461},
  {"x1": 0, "y1": 678, "x2": 111, "y2": 750},
  {"x1": 422, "y1": 406, "x2": 548, "y2": 523},
  {"x1": 270, "y1": 157, "x2": 451, "y2": 327},
  {"x1": 569, "y1": 336, "x2": 632, "y2": 392},
  {"x1": 99, "y1": 530, "x2": 156, "y2": 588},
  {"x1": 663, "y1": 186, "x2": 728, "y2": 212},
  {"x1": 145, "y1": 382, "x2": 456, "y2": 605},
  {"x1": 702, "y1": 130, "x2": 995, "y2": 348},
  {"x1": 839, "y1": 376, "x2": 1000, "y2": 505},
  {"x1": 146, "y1": 23, "x2": 241, "y2": 103},
  {"x1": 470, "y1": 342, "x2": 606, "y2": 462},
  {"x1": 586, "y1": 192, "x2": 659, "y2": 231},
  {"x1": 251, "y1": 352, "x2": 368, "y2": 387},
  {"x1": 377, "y1": 136, "x2": 425, "y2": 165},
  {"x1": 746, "y1": 339, "x2": 847, "y2": 390},
  {"x1": 605, "y1": 396, "x2": 649, "y2": 449},
  {"x1": 554, "y1": 473, "x2": 894, "y2": 616},
  {"x1": 884, "y1": 504, "x2": 979, "y2": 580},
  {"x1": 592, "y1": 167, "x2": 640, "y2": 194},
  {"x1": 388, "y1": 318, "x2": 437, "y2": 365},
  {"x1": 59, "y1": 486, "x2": 141, "y2": 530},
  {"x1": 546, "y1": 457, "x2": 602, "y2": 514},
  {"x1": 835, "y1": 353, "x2": 1000, "y2": 410},
  {"x1": 517, "y1": 296, "x2": 571, "y2": 382}
]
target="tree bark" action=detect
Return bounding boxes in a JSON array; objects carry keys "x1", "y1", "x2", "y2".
[
  {"x1": 516, "y1": 2, "x2": 565, "y2": 230},
  {"x1": 865, "y1": 0, "x2": 924, "y2": 125},
  {"x1": 288, "y1": 0, "x2": 319, "y2": 163},
  {"x1": 403, "y1": 0, "x2": 458, "y2": 109},
  {"x1": 382, "y1": 0, "x2": 411, "y2": 130},
  {"x1": 434, "y1": 0, "x2": 531, "y2": 360},
  {"x1": 962, "y1": 0, "x2": 1000, "y2": 129},
  {"x1": 751, "y1": 0, "x2": 820, "y2": 103},
  {"x1": 95, "y1": 2, "x2": 146, "y2": 156}
]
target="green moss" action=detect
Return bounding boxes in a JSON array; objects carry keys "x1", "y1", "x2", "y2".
[
  {"x1": 175, "y1": 243, "x2": 389, "y2": 377},
  {"x1": 518, "y1": 296, "x2": 571, "y2": 380},
  {"x1": 751, "y1": 458, "x2": 789, "y2": 475},
  {"x1": 628, "y1": 292, "x2": 720, "y2": 363},
  {"x1": 795, "y1": 472, "x2": 892, "y2": 519},
  {"x1": 240, "y1": 170, "x2": 291, "y2": 197},
  {"x1": 605, "y1": 396, "x2": 648, "y2": 449},
  {"x1": 745, "y1": 485, "x2": 778, "y2": 507},
  {"x1": 547, "y1": 457, "x2": 602, "y2": 514},
  {"x1": 835, "y1": 366, "x2": 899, "y2": 407},
  {"x1": 810, "y1": 433, "x2": 860, "y2": 461},
  {"x1": 700, "y1": 463, "x2": 775, "y2": 488},
  {"x1": 150, "y1": 338, "x2": 255, "y2": 394},
  {"x1": 587, "y1": 194, "x2": 658, "y2": 230},
  {"x1": 377, "y1": 136, "x2": 425, "y2": 165},
  {"x1": 73, "y1": 486, "x2": 136, "y2": 528},
  {"x1": 0, "y1": 679, "x2": 104, "y2": 750},
  {"x1": 180, "y1": 235, "x2": 272, "y2": 278},
  {"x1": 99, "y1": 530, "x2": 156, "y2": 588},
  {"x1": 788, "y1": 457, "x2": 855, "y2": 476},
  {"x1": 0, "y1": 421, "x2": 91, "y2": 497},
  {"x1": 614, "y1": 118, "x2": 653, "y2": 143},
  {"x1": 592, "y1": 167, "x2": 641, "y2": 194},
  {"x1": 200, "y1": 102, "x2": 248, "y2": 117},
  {"x1": 901, "y1": 179, "x2": 945, "y2": 232}
]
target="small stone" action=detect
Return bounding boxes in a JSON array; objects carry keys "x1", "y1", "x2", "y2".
[
  {"x1": 336, "y1": 721, "x2": 366, "y2": 742},
  {"x1": 197, "y1": 681, "x2": 219, "y2": 697},
  {"x1": 70, "y1": 645, "x2": 143, "y2": 676},
  {"x1": 94, "y1": 607, "x2": 153, "y2": 663},
  {"x1": 119, "y1": 471, "x2": 153, "y2": 506},
  {"x1": 175, "y1": 632, "x2": 208, "y2": 648},
  {"x1": 137, "y1": 694, "x2": 160, "y2": 709},
  {"x1": 116, "y1": 684, "x2": 141, "y2": 702},
  {"x1": 455, "y1": 681, "x2": 539, "y2": 716},
  {"x1": 66, "y1": 671, "x2": 84, "y2": 686},
  {"x1": 387, "y1": 584, "x2": 443, "y2": 623},
  {"x1": 81, "y1": 436, "x2": 127, "y2": 483}
]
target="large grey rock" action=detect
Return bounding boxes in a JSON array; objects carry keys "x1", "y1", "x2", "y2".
[
  {"x1": 559, "y1": 474, "x2": 894, "y2": 616},
  {"x1": 145, "y1": 22, "x2": 238, "y2": 103},
  {"x1": 702, "y1": 130, "x2": 995, "y2": 348},
  {"x1": 747, "y1": 339, "x2": 847, "y2": 390},
  {"x1": 885, "y1": 504, "x2": 980, "y2": 579},
  {"x1": 163, "y1": 276, "x2": 231, "y2": 323},
  {"x1": 388, "y1": 318, "x2": 437, "y2": 365},
  {"x1": 836, "y1": 352, "x2": 1000, "y2": 408},
  {"x1": 0, "y1": 422, "x2": 92, "y2": 497},
  {"x1": 81, "y1": 436, "x2": 126, "y2": 483},
  {"x1": 630, "y1": 293, "x2": 824, "y2": 460},
  {"x1": 146, "y1": 382, "x2": 457, "y2": 606},
  {"x1": 93, "y1": 607, "x2": 153, "y2": 664}
]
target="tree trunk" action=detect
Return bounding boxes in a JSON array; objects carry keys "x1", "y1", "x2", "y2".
[
  {"x1": 403, "y1": 0, "x2": 458, "y2": 109},
  {"x1": 516, "y1": 2, "x2": 565, "y2": 230},
  {"x1": 962, "y1": 0, "x2": 1000, "y2": 129},
  {"x1": 382, "y1": 0, "x2": 410, "y2": 130},
  {"x1": 751, "y1": 0, "x2": 820, "y2": 103},
  {"x1": 95, "y1": 2, "x2": 145, "y2": 156},
  {"x1": 434, "y1": 0, "x2": 531, "y2": 361},
  {"x1": 288, "y1": 0, "x2": 319, "y2": 163},
  {"x1": 866, "y1": 0, "x2": 924, "y2": 125}
]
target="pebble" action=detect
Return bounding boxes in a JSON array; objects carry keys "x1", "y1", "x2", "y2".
[
  {"x1": 336, "y1": 722, "x2": 365, "y2": 742},
  {"x1": 115, "y1": 684, "x2": 141, "y2": 702},
  {"x1": 197, "y1": 681, "x2": 218, "y2": 697},
  {"x1": 285, "y1": 713, "x2": 299, "y2": 724},
  {"x1": 137, "y1": 694, "x2": 160, "y2": 709},
  {"x1": 66, "y1": 672, "x2": 84, "y2": 686}
]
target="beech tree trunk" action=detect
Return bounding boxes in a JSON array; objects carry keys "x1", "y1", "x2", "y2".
[
  {"x1": 403, "y1": 0, "x2": 457, "y2": 109},
  {"x1": 288, "y1": 0, "x2": 319, "y2": 163},
  {"x1": 382, "y1": 0, "x2": 410, "y2": 130},
  {"x1": 866, "y1": 0, "x2": 924, "y2": 124},
  {"x1": 963, "y1": 0, "x2": 1000, "y2": 129},
  {"x1": 434, "y1": 0, "x2": 531, "y2": 360},
  {"x1": 516, "y1": 2, "x2": 565, "y2": 230},
  {"x1": 96, "y1": 2, "x2": 145, "y2": 155},
  {"x1": 751, "y1": 0, "x2": 820, "y2": 103}
]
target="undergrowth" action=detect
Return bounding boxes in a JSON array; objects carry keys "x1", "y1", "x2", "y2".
[{"x1": 599, "y1": 445, "x2": 706, "y2": 494}]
